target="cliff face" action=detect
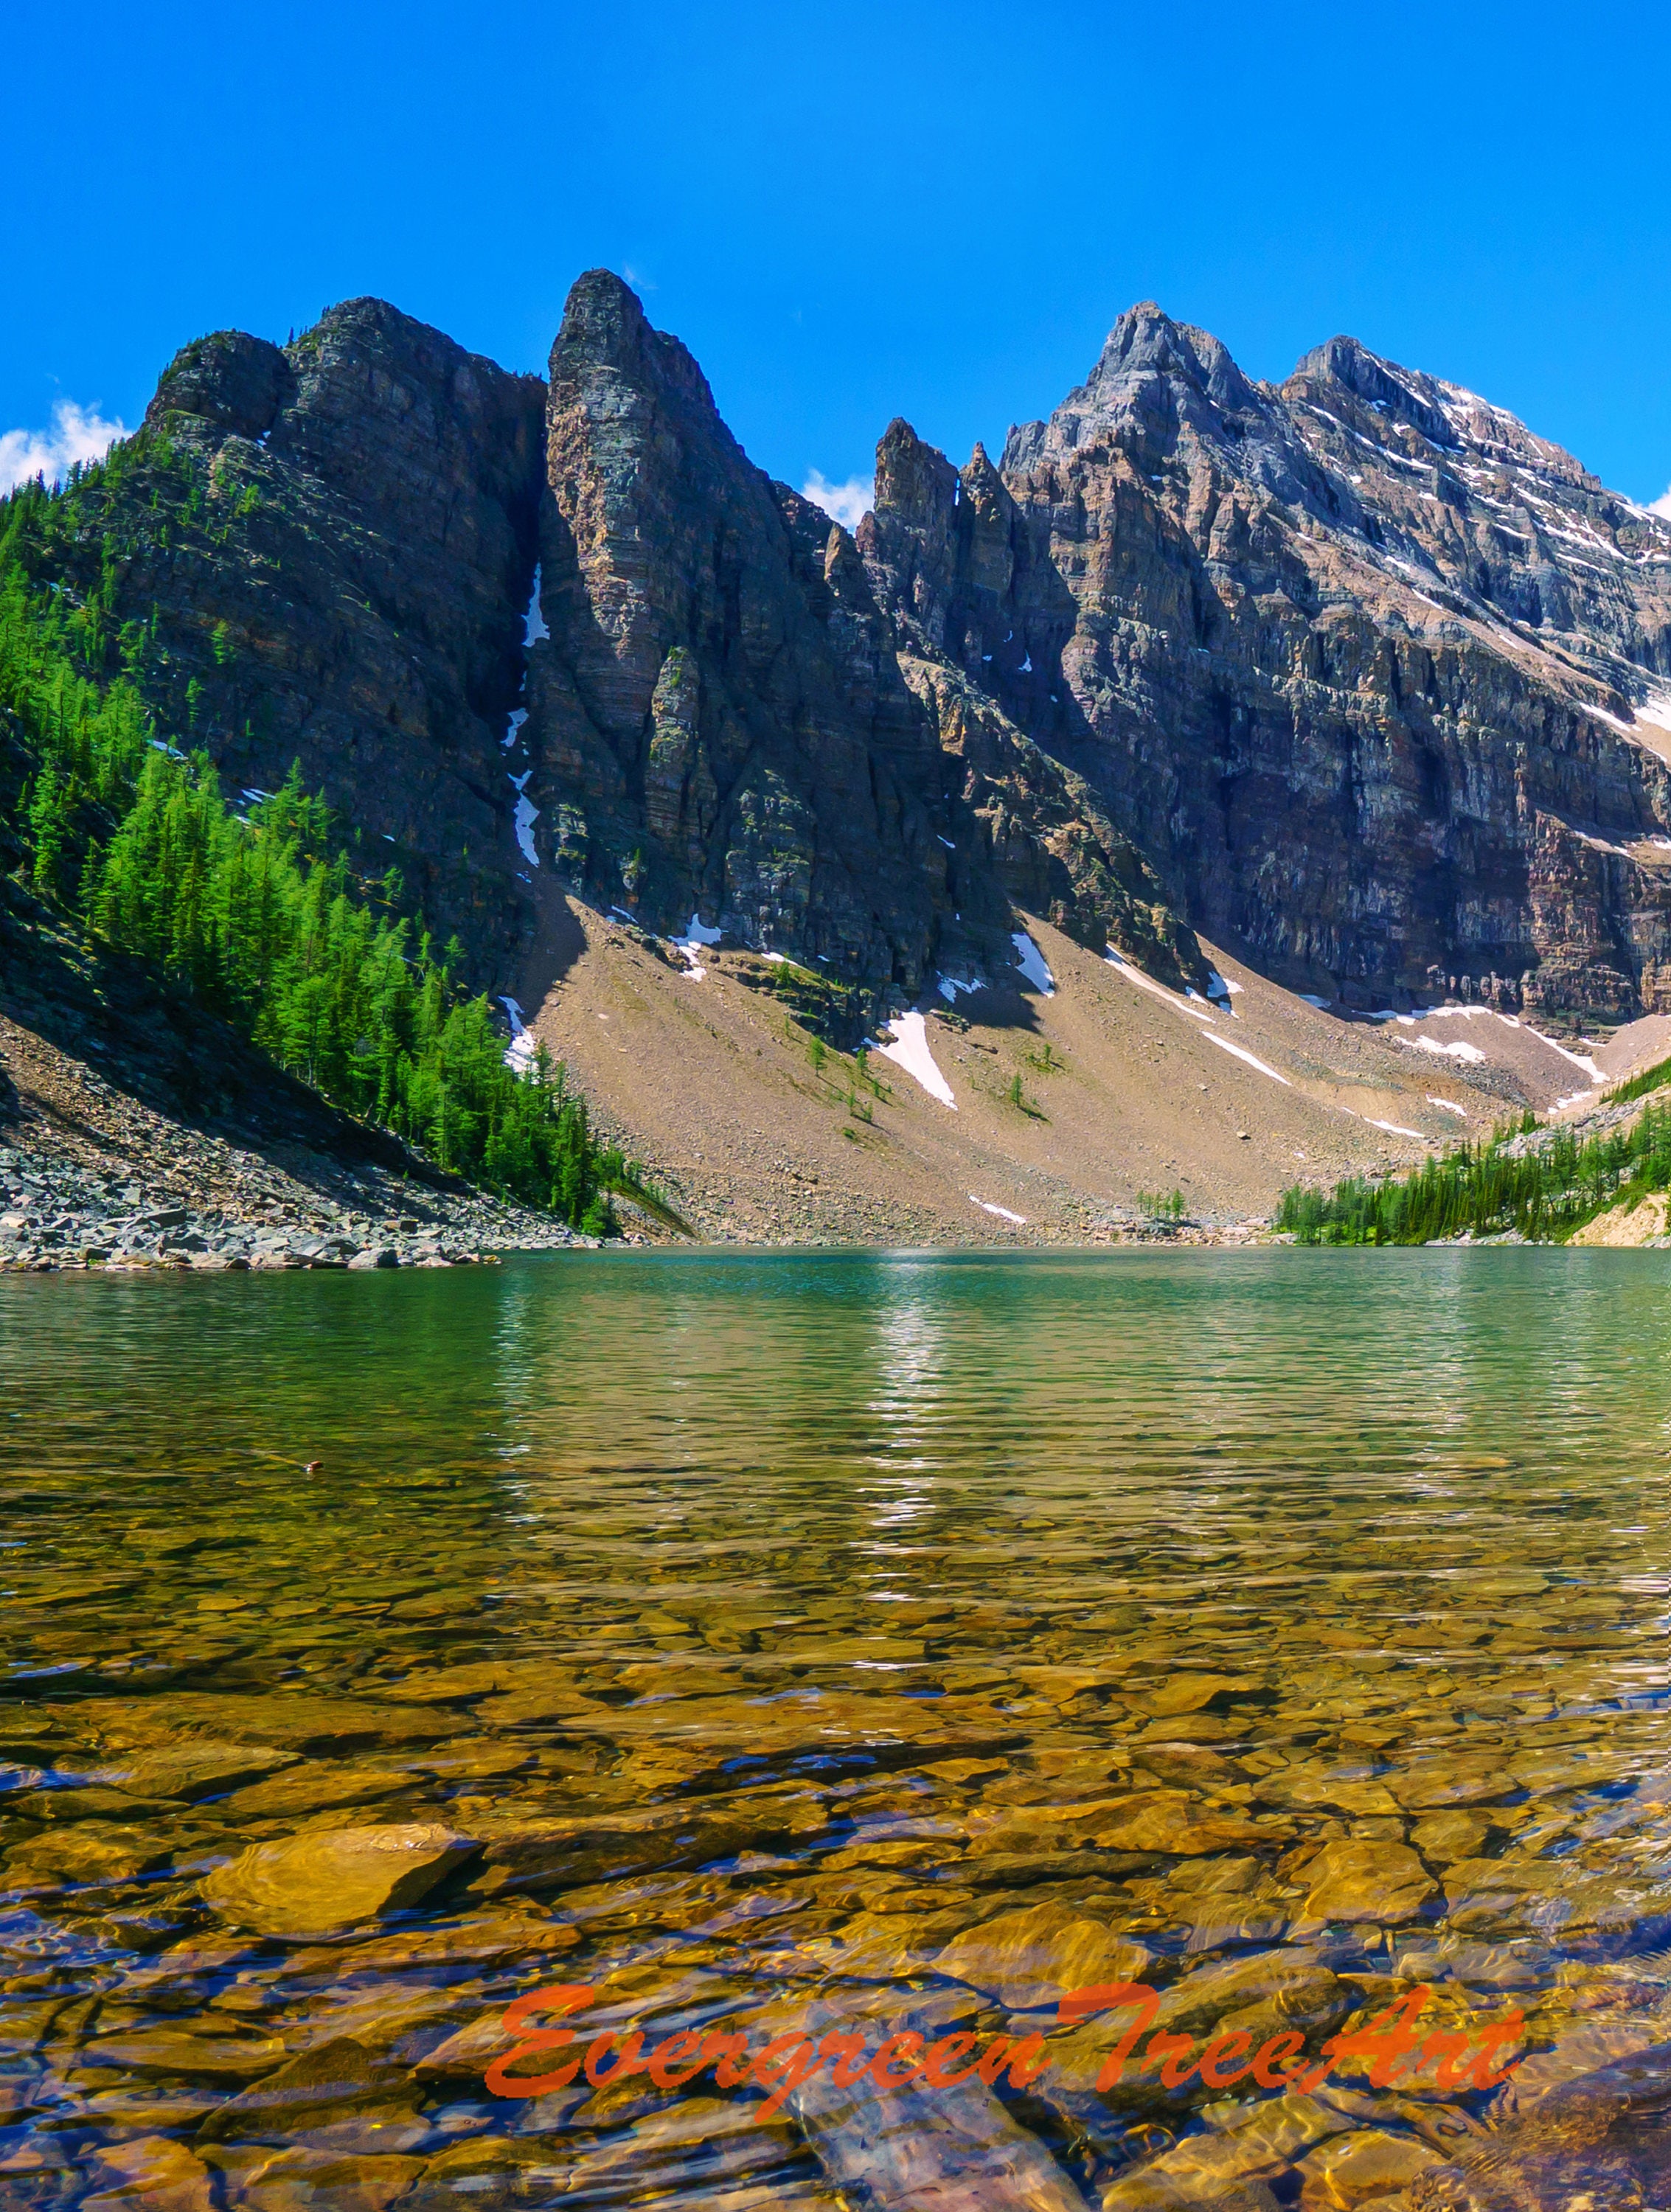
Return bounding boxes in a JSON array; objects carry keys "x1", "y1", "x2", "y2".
[
  {"x1": 16, "y1": 303, "x2": 546, "y2": 964},
  {"x1": 520, "y1": 271, "x2": 1197, "y2": 1005},
  {"x1": 22, "y1": 280, "x2": 1671, "y2": 1023},
  {"x1": 864, "y1": 305, "x2": 1671, "y2": 1016},
  {"x1": 18, "y1": 277, "x2": 1196, "y2": 1016}
]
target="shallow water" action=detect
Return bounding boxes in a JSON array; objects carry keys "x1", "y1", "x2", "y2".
[{"x1": 5, "y1": 1249, "x2": 1671, "y2": 2209}]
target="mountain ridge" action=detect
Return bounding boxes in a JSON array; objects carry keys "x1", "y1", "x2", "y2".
[{"x1": 8, "y1": 274, "x2": 1671, "y2": 1241}]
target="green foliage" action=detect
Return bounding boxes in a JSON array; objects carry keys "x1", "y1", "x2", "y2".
[
  {"x1": 1605, "y1": 1054, "x2": 1671, "y2": 1108},
  {"x1": 1138, "y1": 1189, "x2": 1186, "y2": 1220},
  {"x1": 0, "y1": 548, "x2": 659, "y2": 1233},
  {"x1": 1005, "y1": 1071, "x2": 1047, "y2": 1120},
  {"x1": 1024, "y1": 1040, "x2": 1063, "y2": 1074},
  {"x1": 1278, "y1": 1101, "x2": 1671, "y2": 1245}
]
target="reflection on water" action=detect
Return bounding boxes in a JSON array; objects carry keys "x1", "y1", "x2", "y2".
[{"x1": 4, "y1": 1250, "x2": 1671, "y2": 2208}]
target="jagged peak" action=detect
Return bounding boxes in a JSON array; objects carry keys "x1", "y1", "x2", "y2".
[
  {"x1": 555, "y1": 268, "x2": 650, "y2": 354},
  {"x1": 1287, "y1": 333, "x2": 1458, "y2": 450},
  {"x1": 549, "y1": 269, "x2": 715, "y2": 416},
  {"x1": 874, "y1": 417, "x2": 957, "y2": 523},
  {"x1": 1286, "y1": 333, "x2": 1603, "y2": 487},
  {"x1": 959, "y1": 440, "x2": 1012, "y2": 522},
  {"x1": 1086, "y1": 300, "x2": 1260, "y2": 414}
]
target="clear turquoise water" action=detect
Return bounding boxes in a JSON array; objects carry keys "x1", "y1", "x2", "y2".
[{"x1": 4, "y1": 1249, "x2": 1671, "y2": 2206}]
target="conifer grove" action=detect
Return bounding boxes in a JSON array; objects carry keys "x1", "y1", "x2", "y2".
[
  {"x1": 1277, "y1": 1085, "x2": 1671, "y2": 1245},
  {"x1": 0, "y1": 446, "x2": 659, "y2": 1235}
]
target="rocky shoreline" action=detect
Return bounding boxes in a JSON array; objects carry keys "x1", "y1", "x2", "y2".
[
  {"x1": 0, "y1": 1008, "x2": 599, "y2": 1276},
  {"x1": 0, "y1": 1144, "x2": 590, "y2": 1273}
]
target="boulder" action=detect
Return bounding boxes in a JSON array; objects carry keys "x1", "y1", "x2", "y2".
[
  {"x1": 82, "y1": 2137, "x2": 216, "y2": 2212},
  {"x1": 1296, "y1": 2126, "x2": 1443, "y2": 2207},
  {"x1": 4, "y1": 1822, "x2": 174, "y2": 1890},
  {"x1": 201, "y1": 1822, "x2": 476, "y2": 1938},
  {"x1": 1299, "y1": 1840, "x2": 1437, "y2": 1927},
  {"x1": 94, "y1": 1742, "x2": 299, "y2": 1801},
  {"x1": 934, "y1": 1901, "x2": 1155, "y2": 2011}
]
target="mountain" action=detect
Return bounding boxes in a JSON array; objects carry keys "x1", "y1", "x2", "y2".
[
  {"x1": 7, "y1": 276, "x2": 1671, "y2": 1240},
  {"x1": 6, "y1": 304, "x2": 546, "y2": 967},
  {"x1": 866, "y1": 303, "x2": 1671, "y2": 1019}
]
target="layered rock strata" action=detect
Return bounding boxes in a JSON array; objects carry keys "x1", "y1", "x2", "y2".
[
  {"x1": 20, "y1": 280, "x2": 1671, "y2": 1022},
  {"x1": 14, "y1": 302, "x2": 546, "y2": 965},
  {"x1": 863, "y1": 305, "x2": 1671, "y2": 1016}
]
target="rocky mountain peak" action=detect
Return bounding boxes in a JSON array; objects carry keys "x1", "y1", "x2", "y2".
[
  {"x1": 1087, "y1": 299, "x2": 1259, "y2": 414},
  {"x1": 1001, "y1": 300, "x2": 1293, "y2": 503},
  {"x1": 550, "y1": 267, "x2": 718, "y2": 419},
  {"x1": 1287, "y1": 333, "x2": 1459, "y2": 451},
  {"x1": 145, "y1": 329, "x2": 294, "y2": 442}
]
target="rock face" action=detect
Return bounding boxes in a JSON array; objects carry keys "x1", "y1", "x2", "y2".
[
  {"x1": 14, "y1": 303, "x2": 546, "y2": 968},
  {"x1": 24, "y1": 277, "x2": 1671, "y2": 1020},
  {"x1": 525, "y1": 270, "x2": 1198, "y2": 1006},
  {"x1": 863, "y1": 304, "x2": 1671, "y2": 1017}
]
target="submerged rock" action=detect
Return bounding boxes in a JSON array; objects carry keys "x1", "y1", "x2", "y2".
[
  {"x1": 934, "y1": 1900, "x2": 1154, "y2": 2011},
  {"x1": 1299, "y1": 1840, "x2": 1438, "y2": 1927},
  {"x1": 95, "y1": 1742, "x2": 299, "y2": 1801},
  {"x1": 1403, "y1": 2041, "x2": 1671, "y2": 2208},
  {"x1": 201, "y1": 1822, "x2": 476, "y2": 1937},
  {"x1": 82, "y1": 2136, "x2": 217, "y2": 2212}
]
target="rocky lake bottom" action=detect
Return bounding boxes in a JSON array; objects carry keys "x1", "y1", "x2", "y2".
[{"x1": 4, "y1": 1248, "x2": 1671, "y2": 2211}]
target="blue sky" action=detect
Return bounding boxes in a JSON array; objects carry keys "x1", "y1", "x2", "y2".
[{"x1": 5, "y1": 0, "x2": 1669, "y2": 512}]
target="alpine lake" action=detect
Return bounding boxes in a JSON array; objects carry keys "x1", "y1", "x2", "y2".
[{"x1": 6, "y1": 1248, "x2": 1671, "y2": 2211}]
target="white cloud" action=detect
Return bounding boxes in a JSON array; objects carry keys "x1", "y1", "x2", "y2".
[
  {"x1": 0, "y1": 399, "x2": 129, "y2": 495},
  {"x1": 1651, "y1": 484, "x2": 1671, "y2": 519},
  {"x1": 802, "y1": 469, "x2": 874, "y2": 532}
]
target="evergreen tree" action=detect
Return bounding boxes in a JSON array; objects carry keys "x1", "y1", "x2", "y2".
[{"x1": 0, "y1": 499, "x2": 663, "y2": 1234}]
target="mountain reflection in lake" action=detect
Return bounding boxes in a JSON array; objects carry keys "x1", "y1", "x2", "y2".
[{"x1": 5, "y1": 1248, "x2": 1671, "y2": 2210}]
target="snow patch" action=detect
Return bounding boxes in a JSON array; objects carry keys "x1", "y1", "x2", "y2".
[
  {"x1": 1208, "y1": 969, "x2": 1244, "y2": 998},
  {"x1": 1367, "y1": 1119, "x2": 1426, "y2": 1139},
  {"x1": 874, "y1": 1012, "x2": 956, "y2": 1108},
  {"x1": 502, "y1": 706, "x2": 527, "y2": 750},
  {"x1": 523, "y1": 567, "x2": 549, "y2": 646},
  {"x1": 1010, "y1": 931, "x2": 1055, "y2": 995},
  {"x1": 1637, "y1": 689, "x2": 1671, "y2": 734},
  {"x1": 1410, "y1": 1034, "x2": 1487, "y2": 1065},
  {"x1": 507, "y1": 771, "x2": 541, "y2": 866},
  {"x1": 938, "y1": 835, "x2": 956, "y2": 849},
  {"x1": 1525, "y1": 1027, "x2": 1603, "y2": 1078},
  {"x1": 937, "y1": 973, "x2": 984, "y2": 1003},
  {"x1": 1018, "y1": 653, "x2": 1033, "y2": 674},
  {"x1": 1581, "y1": 701, "x2": 1636, "y2": 735},
  {"x1": 498, "y1": 996, "x2": 537, "y2": 1075},
  {"x1": 1427, "y1": 1096, "x2": 1469, "y2": 1118},
  {"x1": 1203, "y1": 1032, "x2": 1292, "y2": 1086},
  {"x1": 970, "y1": 1195, "x2": 1026, "y2": 1224},
  {"x1": 1103, "y1": 949, "x2": 1217, "y2": 1024},
  {"x1": 669, "y1": 912, "x2": 722, "y2": 980},
  {"x1": 1298, "y1": 993, "x2": 1330, "y2": 1008}
]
